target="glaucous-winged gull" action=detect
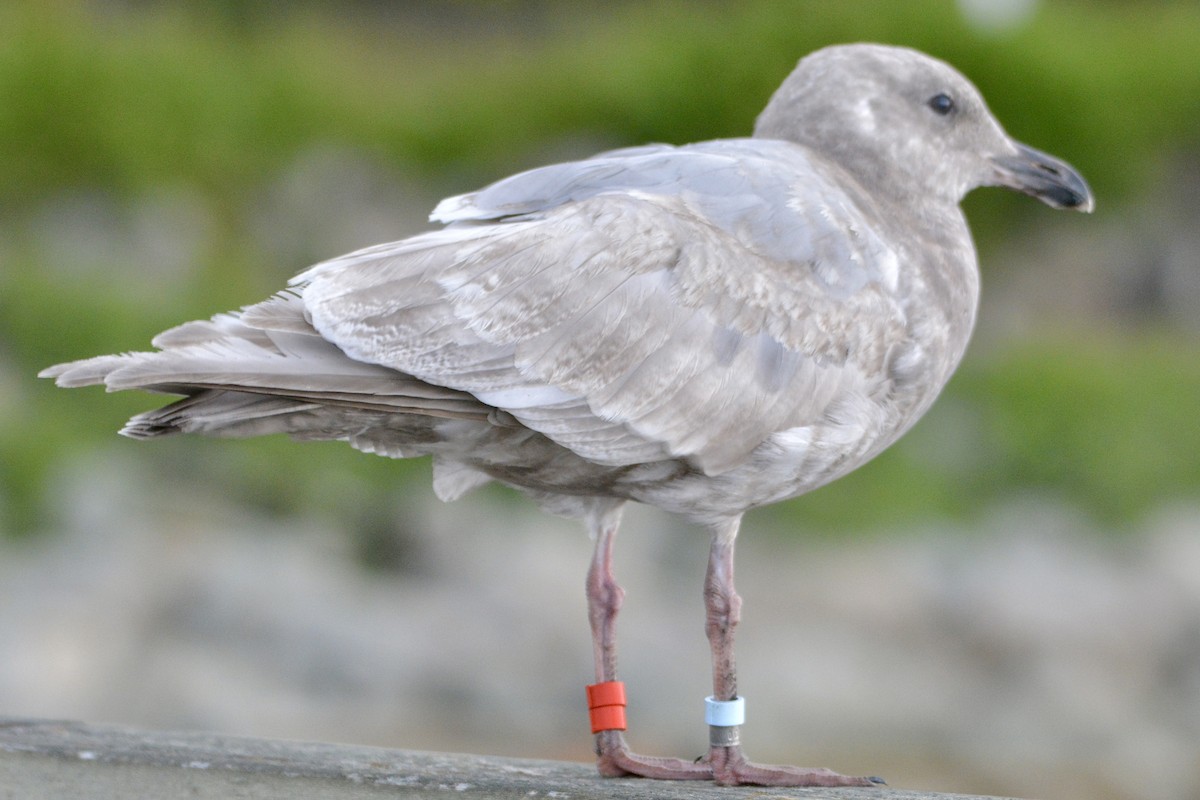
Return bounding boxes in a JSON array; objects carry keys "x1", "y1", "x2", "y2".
[{"x1": 42, "y1": 43, "x2": 1093, "y2": 786}]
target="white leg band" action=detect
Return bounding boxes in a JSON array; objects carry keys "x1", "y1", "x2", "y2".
[{"x1": 704, "y1": 695, "x2": 745, "y2": 726}]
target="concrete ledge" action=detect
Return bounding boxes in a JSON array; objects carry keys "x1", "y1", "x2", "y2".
[{"x1": 0, "y1": 717, "x2": 1024, "y2": 800}]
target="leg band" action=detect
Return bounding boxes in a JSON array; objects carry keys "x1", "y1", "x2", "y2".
[
  {"x1": 704, "y1": 695, "x2": 745, "y2": 726},
  {"x1": 586, "y1": 681, "x2": 627, "y2": 733},
  {"x1": 705, "y1": 696, "x2": 744, "y2": 747},
  {"x1": 709, "y1": 724, "x2": 741, "y2": 747}
]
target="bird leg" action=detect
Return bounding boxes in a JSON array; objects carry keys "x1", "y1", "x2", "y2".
[
  {"x1": 585, "y1": 505, "x2": 710, "y2": 780},
  {"x1": 700, "y1": 519, "x2": 881, "y2": 787},
  {"x1": 585, "y1": 509, "x2": 877, "y2": 786}
]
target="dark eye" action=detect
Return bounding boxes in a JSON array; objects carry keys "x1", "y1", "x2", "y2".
[{"x1": 928, "y1": 92, "x2": 955, "y2": 115}]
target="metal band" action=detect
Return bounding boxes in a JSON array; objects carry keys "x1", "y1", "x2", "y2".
[{"x1": 709, "y1": 724, "x2": 741, "y2": 747}]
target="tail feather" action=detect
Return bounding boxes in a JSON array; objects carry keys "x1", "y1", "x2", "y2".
[
  {"x1": 41, "y1": 291, "x2": 493, "y2": 441},
  {"x1": 120, "y1": 391, "x2": 321, "y2": 439}
]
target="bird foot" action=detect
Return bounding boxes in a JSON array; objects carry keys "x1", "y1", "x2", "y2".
[
  {"x1": 705, "y1": 744, "x2": 883, "y2": 787},
  {"x1": 594, "y1": 732, "x2": 882, "y2": 787},
  {"x1": 594, "y1": 731, "x2": 711, "y2": 780}
]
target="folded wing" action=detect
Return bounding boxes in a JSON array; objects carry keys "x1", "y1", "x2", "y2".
[{"x1": 298, "y1": 141, "x2": 907, "y2": 475}]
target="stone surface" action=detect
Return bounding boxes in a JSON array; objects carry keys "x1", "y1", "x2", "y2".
[{"x1": 0, "y1": 718, "x2": 1025, "y2": 800}]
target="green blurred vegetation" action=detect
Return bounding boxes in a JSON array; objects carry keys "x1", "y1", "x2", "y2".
[{"x1": 2, "y1": 0, "x2": 1199, "y2": 541}]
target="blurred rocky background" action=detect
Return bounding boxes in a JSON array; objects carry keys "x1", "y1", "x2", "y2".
[{"x1": 1, "y1": 2, "x2": 1198, "y2": 799}]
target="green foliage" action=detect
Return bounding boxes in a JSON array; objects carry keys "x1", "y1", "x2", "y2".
[
  {"x1": 951, "y1": 334, "x2": 1200, "y2": 524},
  {"x1": 2, "y1": 0, "x2": 1199, "y2": 538},
  {"x1": 4, "y1": 1, "x2": 1198, "y2": 207}
]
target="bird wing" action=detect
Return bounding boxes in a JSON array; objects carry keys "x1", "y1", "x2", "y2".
[{"x1": 297, "y1": 141, "x2": 908, "y2": 475}]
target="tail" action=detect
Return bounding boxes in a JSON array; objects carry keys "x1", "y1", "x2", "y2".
[
  {"x1": 118, "y1": 390, "x2": 323, "y2": 439},
  {"x1": 40, "y1": 290, "x2": 490, "y2": 444}
]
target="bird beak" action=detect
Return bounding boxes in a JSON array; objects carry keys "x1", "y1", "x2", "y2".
[{"x1": 990, "y1": 142, "x2": 1094, "y2": 213}]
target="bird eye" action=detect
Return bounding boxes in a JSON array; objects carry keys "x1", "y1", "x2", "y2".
[{"x1": 928, "y1": 92, "x2": 955, "y2": 115}]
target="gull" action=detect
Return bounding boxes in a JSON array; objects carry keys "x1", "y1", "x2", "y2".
[{"x1": 42, "y1": 43, "x2": 1093, "y2": 786}]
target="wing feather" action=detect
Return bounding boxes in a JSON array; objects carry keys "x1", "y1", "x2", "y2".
[{"x1": 301, "y1": 143, "x2": 907, "y2": 474}]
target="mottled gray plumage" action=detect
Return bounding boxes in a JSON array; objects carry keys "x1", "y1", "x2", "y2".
[{"x1": 42, "y1": 44, "x2": 1092, "y2": 786}]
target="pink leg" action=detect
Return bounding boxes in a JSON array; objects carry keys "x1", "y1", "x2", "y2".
[
  {"x1": 701, "y1": 519, "x2": 881, "y2": 787},
  {"x1": 585, "y1": 505, "x2": 710, "y2": 780}
]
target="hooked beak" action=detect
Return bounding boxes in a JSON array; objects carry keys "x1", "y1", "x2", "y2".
[{"x1": 991, "y1": 142, "x2": 1094, "y2": 213}]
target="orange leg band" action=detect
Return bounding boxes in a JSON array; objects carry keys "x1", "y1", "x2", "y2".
[{"x1": 586, "y1": 681, "x2": 627, "y2": 733}]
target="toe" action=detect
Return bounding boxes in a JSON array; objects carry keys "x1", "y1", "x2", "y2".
[
  {"x1": 594, "y1": 731, "x2": 712, "y2": 781},
  {"x1": 709, "y1": 745, "x2": 879, "y2": 787}
]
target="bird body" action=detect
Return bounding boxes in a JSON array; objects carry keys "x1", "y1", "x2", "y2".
[
  {"x1": 46, "y1": 135, "x2": 973, "y2": 525},
  {"x1": 42, "y1": 44, "x2": 1093, "y2": 786}
]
